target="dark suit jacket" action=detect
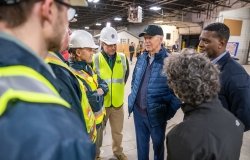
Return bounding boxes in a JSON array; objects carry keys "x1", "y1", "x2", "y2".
[{"x1": 217, "y1": 52, "x2": 250, "y2": 131}]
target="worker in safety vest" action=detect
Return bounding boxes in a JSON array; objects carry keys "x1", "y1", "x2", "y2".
[
  {"x1": 69, "y1": 30, "x2": 109, "y2": 160},
  {"x1": 93, "y1": 26, "x2": 129, "y2": 160},
  {"x1": 0, "y1": 0, "x2": 95, "y2": 160},
  {"x1": 46, "y1": 28, "x2": 97, "y2": 144}
]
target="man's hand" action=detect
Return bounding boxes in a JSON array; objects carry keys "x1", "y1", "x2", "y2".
[{"x1": 97, "y1": 88, "x2": 104, "y2": 95}]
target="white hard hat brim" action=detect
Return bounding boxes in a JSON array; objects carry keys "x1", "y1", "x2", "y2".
[
  {"x1": 69, "y1": 44, "x2": 99, "y2": 49},
  {"x1": 91, "y1": 44, "x2": 99, "y2": 49},
  {"x1": 69, "y1": 0, "x2": 88, "y2": 7},
  {"x1": 100, "y1": 38, "x2": 118, "y2": 45}
]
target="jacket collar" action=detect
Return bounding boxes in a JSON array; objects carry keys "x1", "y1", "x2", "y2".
[
  {"x1": 142, "y1": 47, "x2": 168, "y2": 60},
  {"x1": 216, "y1": 52, "x2": 231, "y2": 71},
  {"x1": 70, "y1": 60, "x2": 92, "y2": 75},
  {"x1": 0, "y1": 32, "x2": 56, "y2": 78},
  {"x1": 181, "y1": 96, "x2": 220, "y2": 118}
]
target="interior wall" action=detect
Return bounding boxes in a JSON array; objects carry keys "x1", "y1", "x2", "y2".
[{"x1": 218, "y1": 7, "x2": 250, "y2": 64}]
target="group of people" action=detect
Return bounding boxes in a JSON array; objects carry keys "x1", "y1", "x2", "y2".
[
  {"x1": 0, "y1": 0, "x2": 128, "y2": 160},
  {"x1": 128, "y1": 23, "x2": 250, "y2": 160},
  {"x1": 0, "y1": 0, "x2": 250, "y2": 160}
]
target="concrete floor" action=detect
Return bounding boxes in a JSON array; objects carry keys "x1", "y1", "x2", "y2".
[{"x1": 99, "y1": 60, "x2": 250, "y2": 160}]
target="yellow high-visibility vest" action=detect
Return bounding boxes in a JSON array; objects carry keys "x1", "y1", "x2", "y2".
[
  {"x1": 93, "y1": 52, "x2": 127, "y2": 108},
  {"x1": 45, "y1": 52, "x2": 97, "y2": 142},
  {"x1": 0, "y1": 65, "x2": 70, "y2": 116},
  {"x1": 72, "y1": 67, "x2": 106, "y2": 125}
]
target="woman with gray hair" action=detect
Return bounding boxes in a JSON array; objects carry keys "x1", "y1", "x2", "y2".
[{"x1": 164, "y1": 50, "x2": 244, "y2": 160}]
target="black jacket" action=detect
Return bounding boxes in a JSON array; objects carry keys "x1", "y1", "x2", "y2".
[
  {"x1": 217, "y1": 52, "x2": 250, "y2": 131},
  {"x1": 48, "y1": 52, "x2": 85, "y2": 123},
  {"x1": 166, "y1": 97, "x2": 244, "y2": 160}
]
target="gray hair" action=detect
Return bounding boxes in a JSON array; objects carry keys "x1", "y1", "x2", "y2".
[{"x1": 163, "y1": 50, "x2": 220, "y2": 106}]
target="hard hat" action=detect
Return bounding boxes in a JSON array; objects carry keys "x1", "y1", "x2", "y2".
[
  {"x1": 99, "y1": 27, "x2": 119, "y2": 45},
  {"x1": 70, "y1": 30, "x2": 98, "y2": 49}
]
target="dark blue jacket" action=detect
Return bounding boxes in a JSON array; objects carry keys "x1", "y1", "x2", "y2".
[
  {"x1": 217, "y1": 52, "x2": 250, "y2": 131},
  {"x1": 48, "y1": 52, "x2": 86, "y2": 123},
  {"x1": 0, "y1": 34, "x2": 95, "y2": 160},
  {"x1": 128, "y1": 48, "x2": 181, "y2": 127},
  {"x1": 70, "y1": 61, "x2": 109, "y2": 113}
]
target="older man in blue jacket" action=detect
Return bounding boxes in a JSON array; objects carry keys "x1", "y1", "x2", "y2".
[{"x1": 128, "y1": 25, "x2": 181, "y2": 160}]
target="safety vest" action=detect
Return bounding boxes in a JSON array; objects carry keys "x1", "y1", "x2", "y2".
[
  {"x1": 45, "y1": 52, "x2": 97, "y2": 142},
  {"x1": 71, "y1": 67, "x2": 106, "y2": 125},
  {"x1": 93, "y1": 52, "x2": 127, "y2": 108},
  {"x1": 0, "y1": 65, "x2": 70, "y2": 117}
]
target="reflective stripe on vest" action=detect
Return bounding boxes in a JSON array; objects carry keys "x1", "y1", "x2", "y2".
[
  {"x1": 71, "y1": 67, "x2": 106, "y2": 125},
  {"x1": 46, "y1": 52, "x2": 97, "y2": 142},
  {"x1": 93, "y1": 52, "x2": 127, "y2": 108},
  {"x1": 0, "y1": 66, "x2": 70, "y2": 116},
  {"x1": 71, "y1": 68, "x2": 98, "y2": 91}
]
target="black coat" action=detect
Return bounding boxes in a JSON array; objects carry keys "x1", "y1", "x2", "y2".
[
  {"x1": 217, "y1": 52, "x2": 250, "y2": 131},
  {"x1": 166, "y1": 97, "x2": 244, "y2": 160}
]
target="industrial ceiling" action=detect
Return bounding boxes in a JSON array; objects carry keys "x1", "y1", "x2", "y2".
[{"x1": 70, "y1": 0, "x2": 250, "y2": 29}]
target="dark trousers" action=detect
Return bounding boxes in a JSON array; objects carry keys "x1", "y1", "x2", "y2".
[
  {"x1": 133, "y1": 106, "x2": 166, "y2": 160},
  {"x1": 130, "y1": 52, "x2": 134, "y2": 62}
]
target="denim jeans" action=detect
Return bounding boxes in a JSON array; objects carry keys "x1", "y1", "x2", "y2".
[{"x1": 133, "y1": 106, "x2": 166, "y2": 160}]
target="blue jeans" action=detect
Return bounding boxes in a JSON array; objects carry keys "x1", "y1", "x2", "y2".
[{"x1": 133, "y1": 106, "x2": 166, "y2": 160}]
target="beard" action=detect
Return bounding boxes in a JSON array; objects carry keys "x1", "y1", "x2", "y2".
[
  {"x1": 47, "y1": 11, "x2": 68, "y2": 52},
  {"x1": 47, "y1": 35, "x2": 63, "y2": 52}
]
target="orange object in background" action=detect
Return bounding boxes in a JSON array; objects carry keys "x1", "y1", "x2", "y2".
[{"x1": 117, "y1": 44, "x2": 130, "y2": 57}]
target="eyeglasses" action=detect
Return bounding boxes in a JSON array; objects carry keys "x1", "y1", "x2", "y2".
[{"x1": 54, "y1": 0, "x2": 76, "y2": 21}]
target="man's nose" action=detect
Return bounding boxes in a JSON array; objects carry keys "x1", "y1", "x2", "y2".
[{"x1": 198, "y1": 41, "x2": 204, "y2": 47}]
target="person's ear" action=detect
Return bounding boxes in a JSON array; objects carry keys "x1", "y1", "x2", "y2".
[
  {"x1": 40, "y1": 0, "x2": 54, "y2": 24},
  {"x1": 218, "y1": 38, "x2": 226, "y2": 49},
  {"x1": 76, "y1": 49, "x2": 81, "y2": 57},
  {"x1": 159, "y1": 36, "x2": 163, "y2": 42}
]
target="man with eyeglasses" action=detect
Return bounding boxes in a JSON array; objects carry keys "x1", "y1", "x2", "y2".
[{"x1": 0, "y1": 0, "x2": 96, "y2": 160}]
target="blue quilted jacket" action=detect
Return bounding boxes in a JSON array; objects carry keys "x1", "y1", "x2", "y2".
[{"x1": 128, "y1": 47, "x2": 181, "y2": 127}]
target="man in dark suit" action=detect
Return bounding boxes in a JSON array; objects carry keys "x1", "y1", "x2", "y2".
[{"x1": 199, "y1": 22, "x2": 250, "y2": 131}]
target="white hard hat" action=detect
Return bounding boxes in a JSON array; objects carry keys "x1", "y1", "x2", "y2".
[
  {"x1": 70, "y1": 30, "x2": 98, "y2": 49},
  {"x1": 99, "y1": 27, "x2": 119, "y2": 45}
]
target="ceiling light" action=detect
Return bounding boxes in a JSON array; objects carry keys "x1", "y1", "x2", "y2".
[
  {"x1": 93, "y1": 0, "x2": 99, "y2": 3},
  {"x1": 96, "y1": 23, "x2": 102, "y2": 26},
  {"x1": 88, "y1": 0, "x2": 93, "y2": 2},
  {"x1": 150, "y1": 6, "x2": 161, "y2": 11},
  {"x1": 106, "y1": 22, "x2": 111, "y2": 27},
  {"x1": 85, "y1": 26, "x2": 90, "y2": 29},
  {"x1": 114, "y1": 17, "x2": 122, "y2": 21}
]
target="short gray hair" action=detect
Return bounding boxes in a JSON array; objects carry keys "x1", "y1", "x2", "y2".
[{"x1": 163, "y1": 50, "x2": 220, "y2": 106}]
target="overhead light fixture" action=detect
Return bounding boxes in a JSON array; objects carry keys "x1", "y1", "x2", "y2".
[
  {"x1": 88, "y1": 0, "x2": 99, "y2": 3},
  {"x1": 85, "y1": 26, "x2": 90, "y2": 29},
  {"x1": 106, "y1": 22, "x2": 111, "y2": 27},
  {"x1": 96, "y1": 22, "x2": 102, "y2": 26},
  {"x1": 114, "y1": 17, "x2": 122, "y2": 21},
  {"x1": 150, "y1": 6, "x2": 161, "y2": 11},
  {"x1": 154, "y1": 20, "x2": 163, "y2": 23}
]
